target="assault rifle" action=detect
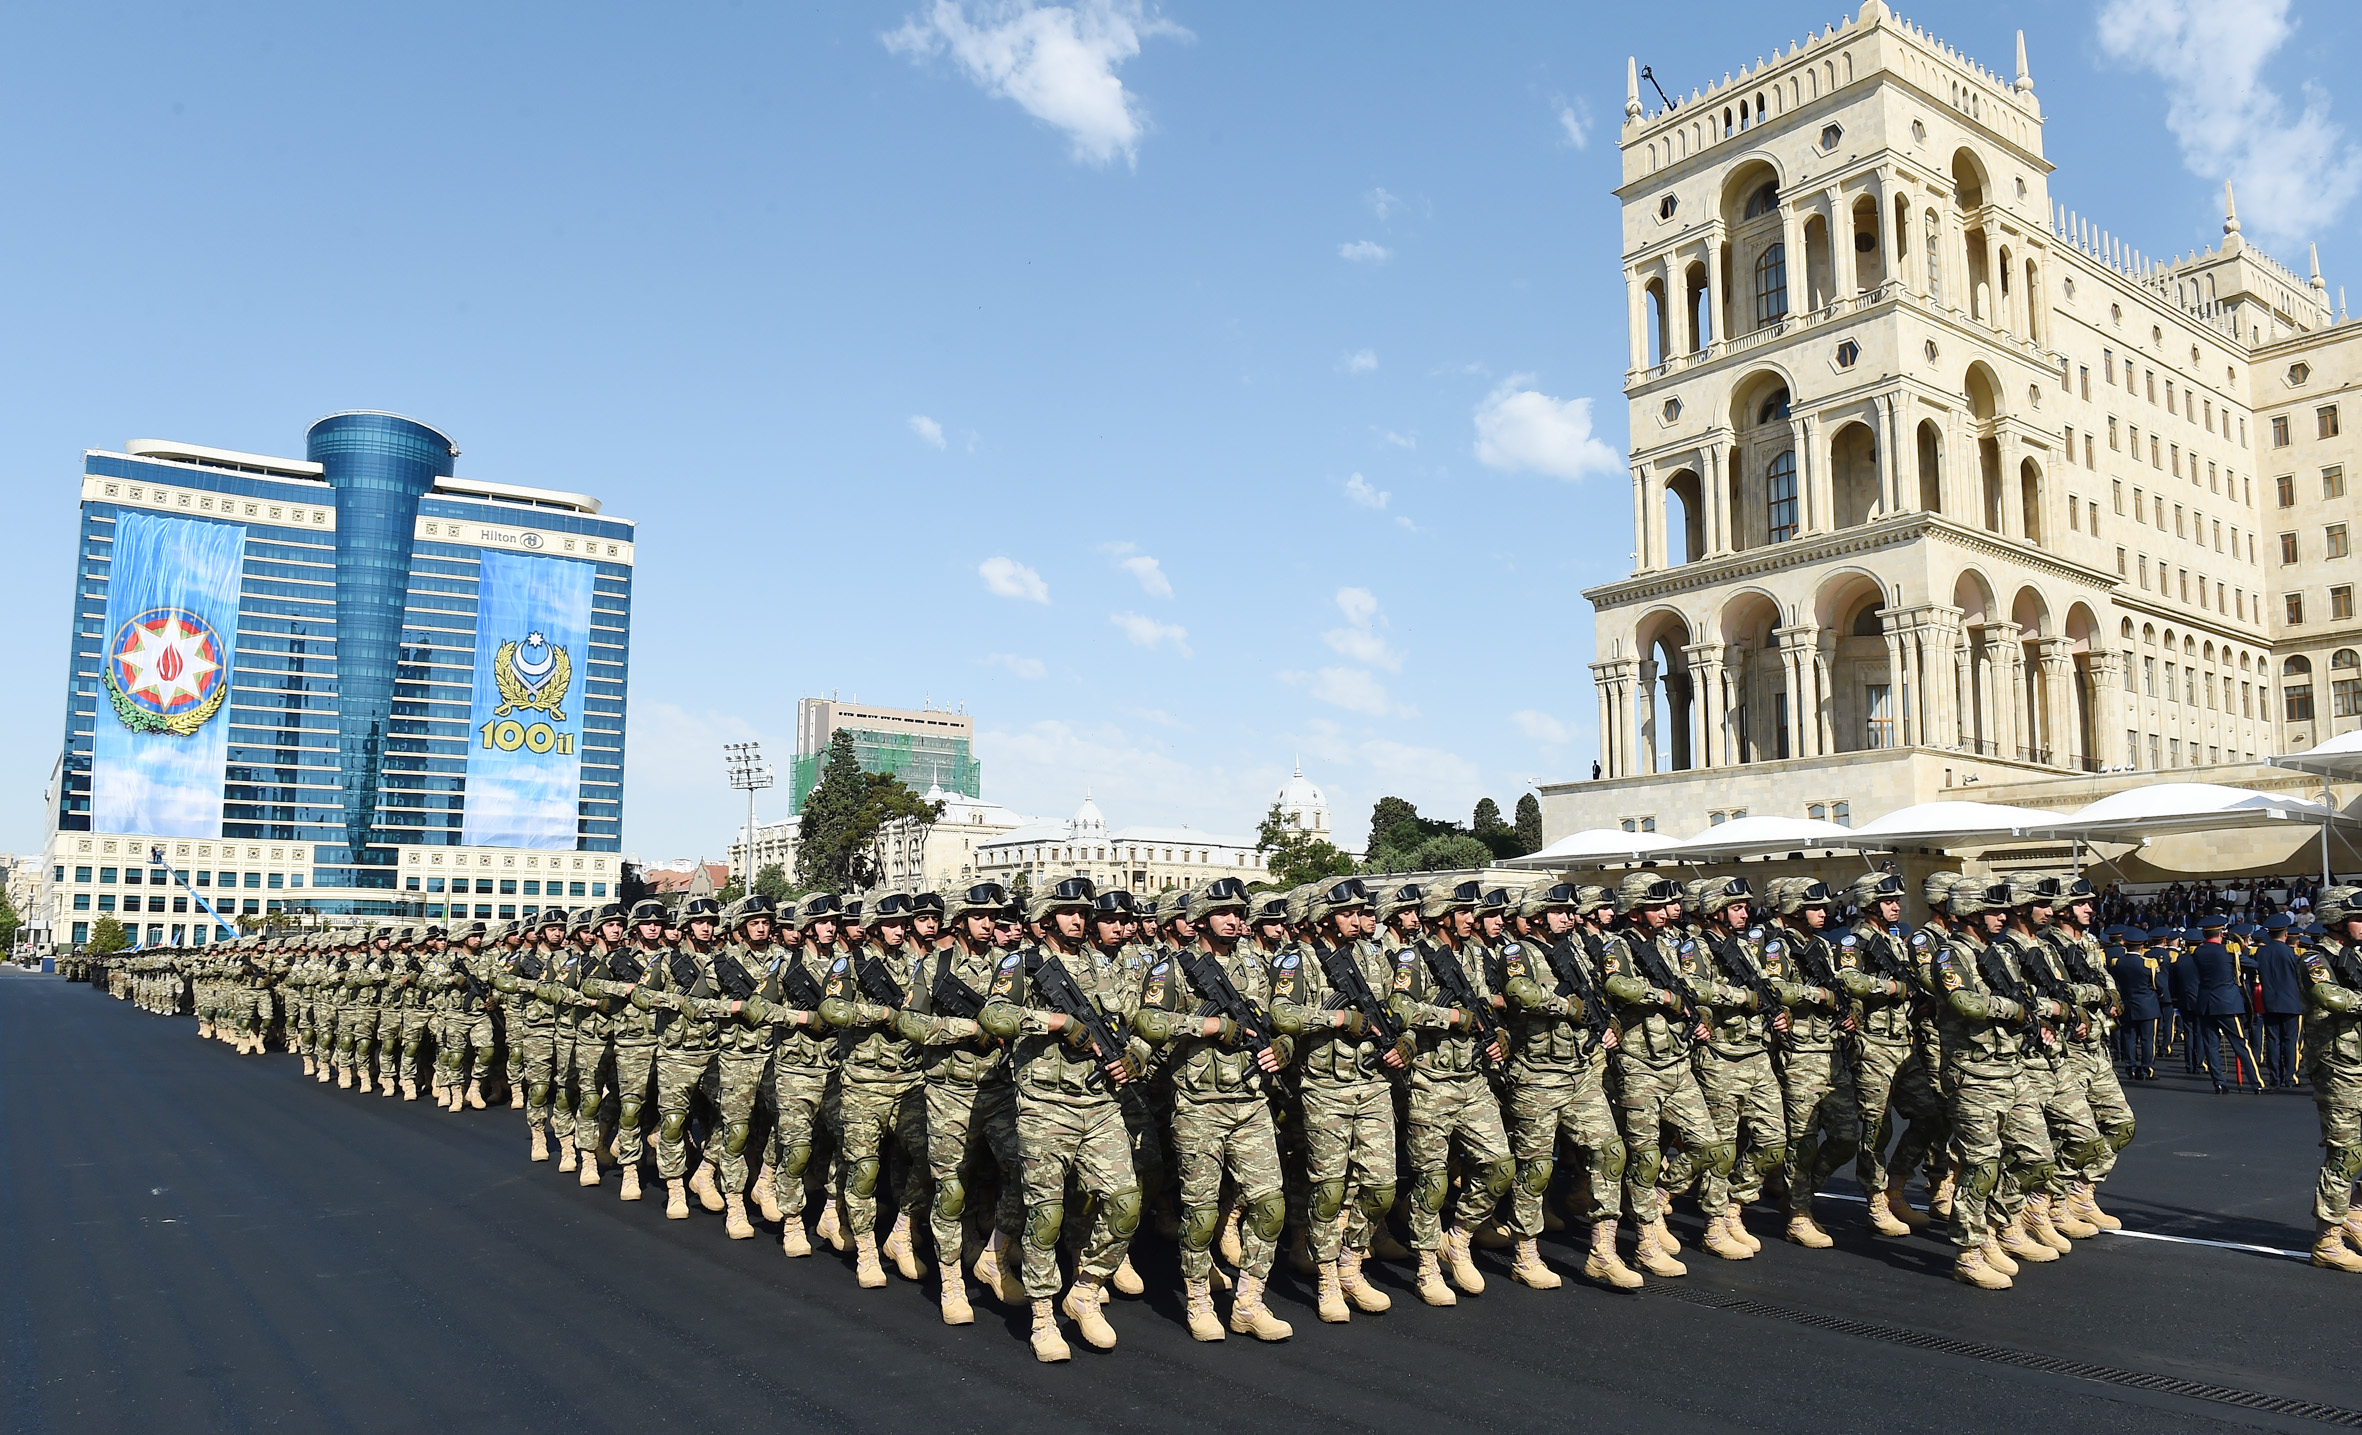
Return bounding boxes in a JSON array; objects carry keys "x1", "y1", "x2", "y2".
[
  {"x1": 1308, "y1": 937, "x2": 1407, "y2": 1054},
  {"x1": 856, "y1": 952, "x2": 908, "y2": 1009},
  {"x1": 516, "y1": 950, "x2": 546, "y2": 982},
  {"x1": 777, "y1": 959, "x2": 825, "y2": 1013},
  {"x1": 711, "y1": 949, "x2": 757, "y2": 1003},
  {"x1": 1179, "y1": 948, "x2": 1270, "y2": 1054},
  {"x1": 1783, "y1": 931, "x2": 1854, "y2": 1025},
  {"x1": 1539, "y1": 937, "x2": 1613, "y2": 1052},
  {"x1": 456, "y1": 957, "x2": 490, "y2": 1007},
  {"x1": 1415, "y1": 939, "x2": 1503, "y2": 1068},
  {"x1": 1624, "y1": 931, "x2": 1703, "y2": 1048},
  {"x1": 930, "y1": 959, "x2": 989, "y2": 1022},
  {"x1": 1024, "y1": 948, "x2": 1134, "y2": 1087},
  {"x1": 1976, "y1": 940, "x2": 2052, "y2": 1055},
  {"x1": 607, "y1": 947, "x2": 648, "y2": 987},
  {"x1": 1711, "y1": 930, "x2": 1786, "y2": 1022}
]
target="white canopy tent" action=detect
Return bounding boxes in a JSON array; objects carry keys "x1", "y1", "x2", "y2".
[
  {"x1": 1840, "y1": 800, "x2": 2057, "y2": 847},
  {"x1": 1496, "y1": 827, "x2": 1682, "y2": 871},
  {"x1": 2028, "y1": 781, "x2": 2361, "y2": 884},
  {"x1": 2272, "y1": 729, "x2": 2362, "y2": 782},
  {"x1": 1656, "y1": 814, "x2": 1861, "y2": 862}
]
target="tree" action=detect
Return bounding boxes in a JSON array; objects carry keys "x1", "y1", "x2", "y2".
[
  {"x1": 1411, "y1": 833, "x2": 1494, "y2": 872},
  {"x1": 0, "y1": 886, "x2": 18, "y2": 953},
  {"x1": 795, "y1": 730, "x2": 946, "y2": 891},
  {"x1": 1256, "y1": 802, "x2": 1356, "y2": 890},
  {"x1": 1472, "y1": 797, "x2": 1506, "y2": 836},
  {"x1": 87, "y1": 915, "x2": 129, "y2": 955},
  {"x1": 1514, "y1": 793, "x2": 1544, "y2": 854},
  {"x1": 752, "y1": 862, "x2": 795, "y2": 907}
]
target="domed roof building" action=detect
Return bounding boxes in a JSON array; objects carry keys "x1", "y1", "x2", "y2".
[{"x1": 1274, "y1": 761, "x2": 1330, "y2": 838}]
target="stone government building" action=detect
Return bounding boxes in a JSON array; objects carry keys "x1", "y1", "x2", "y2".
[{"x1": 1542, "y1": 2, "x2": 2362, "y2": 868}]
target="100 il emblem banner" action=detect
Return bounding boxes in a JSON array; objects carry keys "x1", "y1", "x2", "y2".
[{"x1": 462, "y1": 549, "x2": 595, "y2": 848}]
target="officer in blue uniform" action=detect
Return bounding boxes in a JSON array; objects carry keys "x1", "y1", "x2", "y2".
[
  {"x1": 2195, "y1": 916, "x2": 2257, "y2": 1093},
  {"x1": 2257, "y1": 913, "x2": 2308, "y2": 1088},
  {"x1": 2166, "y1": 930, "x2": 2204, "y2": 1075},
  {"x1": 2109, "y1": 938, "x2": 2160, "y2": 1080}
]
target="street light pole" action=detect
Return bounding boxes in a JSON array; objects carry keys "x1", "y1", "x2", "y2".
[{"x1": 723, "y1": 741, "x2": 775, "y2": 900}]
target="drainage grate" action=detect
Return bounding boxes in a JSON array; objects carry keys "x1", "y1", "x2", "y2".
[{"x1": 1653, "y1": 1285, "x2": 2362, "y2": 1428}]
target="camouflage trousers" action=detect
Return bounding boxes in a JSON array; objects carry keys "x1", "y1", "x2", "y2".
[
  {"x1": 518, "y1": 1024, "x2": 560, "y2": 1130},
  {"x1": 1299, "y1": 1077, "x2": 1397, "y2": 1260},
  {"x1": 1692, "y1": 1047, "x2": 1785, "y2": 1211},
  {"x1": 567, "y1": 1033, "x2": 613, "y2": 1154},
  {"x1": 1777, "y1": 1046, "x2": 1860, "y2": 1215},
  {"x1": 837, "y1": 1076, "x2": 929, "y2": 1235},
  {"x1": 1611, "y1": 1050, "x2": 1717, "y2": 1225},
  {"x1": 709, "y1": 1054, "x2": 770, "y2": 1195},
  {"x1": 1941, "y1": 1057, "x2": 2053, "y2": 1250},
  {"x1": 1852, "y1": 1035, "x2": 1946, "y2": 1191},
  {"x1": 1172, "y1": 1093, "x2": 1283, "y2": 1281},
  {"x1": 437, "y1": 1010, "x2": 497, "y2": 1089},
  {"x1": 502, "y1": 1007, "x2": 524, "y2": 1092},
  {"x1": 334, "y1": 1002, "x2": 371, "y2": 1066},
  {"x1": 653, "y1": 1048, "x2": 719, "y2": 1181},
  {"x1": 1507, "y1": 1063, "x2": 1623, "y2": 1233},
  {"x1": 925, "y1": 1077, "x2": 1022, "y2": 1262},
  {"x1": 768, "y1": 1064, "x2": 836, "y2": 1218},
  {"x1": 1016, "y1": 1092, "x2": 1138, "y2": 1299},
  {"x1": 2026, "y1": 1052, "x2": 2100, "y2": 1199},
  {"x1": 1403, "y1": 1070, "x2": 1512, "y2": 1251},
  {"x1": 2307, "y1": 1047, "x2": 2362, "y2": 1222},
  {"x1": 380, "y1": 1005, "x2": 414, "y2": 1082},
  {"x1": 608, "y1": 1041, "x2": 658, "y2": 1168},
  {"x1": 2060, "y1": 1041, "x2": 2135, "y2": 1182}
]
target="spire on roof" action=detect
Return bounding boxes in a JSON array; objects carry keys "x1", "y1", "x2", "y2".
[
  {"x1": 2223, "y1": 181, "x2": 2243, "y2": 256},
  {"x1": 1625, "y1": 56, "x2": 1642, "y2": 120},
  {"x1": 2014, "y1": 29, "x2": 2032, "y2": 94}
]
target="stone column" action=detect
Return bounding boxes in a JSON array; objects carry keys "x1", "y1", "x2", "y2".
[
  {"x1": 1789, "y1": 416, "x2": 1816, "y2": 533},
  {"x1": 1685, "y1": 641, "x2": 1726, "y2": 768},
  {"x1": 1871, "y1": 395, "x2": 1896, "y2": 517},
  {"x1": 1981, "y1": 623, "x2": 2020, "y2": 758},
  {"x1": 1835, "y1": 188, "x2": 1859, "y2": 299},
  {"x1": 1879, "y1": 617, "x2": 1905, "y2": 749},
  {"x1": 1883, "y1": 392, "x2": 1907, "y2": 514},
  {"x1": 2089, "y1": 649, "x2": 2126, "y2": 768},
  {"x1": 1632, "y1": 462, "x2": 1652, "y2": 572},
  {"x1": 1704, "y1": 230, "x2": 1728, "y2": 349},
  {"x1": 1705, "y1": 440, "x2": 1728, "y2": 555},
  {"x1": 1782, "y1": 201, "x2": 1807, "y2": 319},
  {"x1": 1668, "y1": 254, "x2": 1692, "y2": 357},
  {"x1": 1815, "y1": 633, "x2": 1838, "y2": 755},
  {"x1": 1878, "y1": 166, "x2": 1901, "y2": 290},
  {"x1": 1995, "y1": 427, "x2": 2023, "y2": 539},
  {"x1": 1626, "y1": 266, "x2": 1648, "y2": 370},
  {"x1": 1637, "y1": 658, "x2": 1660, "y2": 774},
  {"x1": 2038, "y1": 637, "x2": 2076, "y2": 767},
  {"x1": 1982, "y1": 225, "x2": 2004, "y2": 331}
]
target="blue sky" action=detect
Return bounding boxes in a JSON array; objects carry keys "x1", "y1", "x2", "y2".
[{"x1": 3, "y1": 0, "x2": 2357, "y2": 858}]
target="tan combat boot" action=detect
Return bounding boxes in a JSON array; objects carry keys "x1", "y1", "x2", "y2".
[
  {"x1": 1286, "y1": 1226, "x2": 1317, "y2": 1276},
  {"x1": 2023, "y1": 1196, "x2": 2074, "y2": 1252},
  {"x1": 1583, "y1": 1220, "x2": 1644, "y2": 1290},
  {"x1": 814, "y1": 1198, "x2": 843, "y2": 1251},
  {"x1": 509, "y1": 1085, "x2": 525, "y2": 1109},
  {"x1": 970, "y1": 1230, "x2": 1007, "y2": 1294},
  {"x1": 1866, "y1": 1191, "x2": 1912, "y2": 1237},
  {"x1": 724, "y1": 1192, "x2": 754, "y2": 1239},
  {"x1": 1442, "y1": 1227, "x2": 1485, "y2": 1293},
  {"x1": 1183, "y1": 1276, "x2": 1227, "y2": 1340},
  {"x1": 335, "y1": 1065, "x2": 353, "y2": 1090},
  {"x1": 2070, "y1": 1181, "x2": 2122, "y2": 1232},
  {"x1": 885, "y1": 1213, "x2": 924, "y2": 1280},
  {"x1": 557, "y1": 1140, "x2": 577, "y2": 1173},
  {"x1": 301, "y1": 1053, "x2": 315, "y2": 1077},
  {"x1": 317, "y1": 1061, "x2": 334, "y2": 1084},
  {"x1": 753, "y1": 1168, "x2": 783, "y2": 1224},
  {"x1": 1982, "y1": 1237, "x2": 2018, "y2": 1277},
  {"x1": 1785, "y1": 1212, "x2": 1834, "y2": 1248},
  {"x1": 1414, "y1": 1250, "x2": 1457, "y2": 1306},
  {"x1": 380, "y1": 1073, "x2": 397, "y2": 1097},
  {"x1": 1649, "y1": 1213, "x2": 1682, "y2": 1255},
  {"x1": 939, "y1": 1263, "x2": 974, "y2": 1325},
  {"x1": 1701, "y1": 1215, "x2": 1753, "y2": 1261},
  {"x1": 619, "y1": 1165, "x2": 642, "y2": 1202},
  {"x1": 665, "y1": 1178, "x2": 689, "y2": 1220},
  {"x1": 1062, "y1": 1276, "x2": 1118, "y2": 1349},
  {"x1": 2311, "y1": 1223, "x2": 2362, "y2": 1272},
  {"x1": 1636, "y1": 1219, "x2": 1688, "y2": 1277},
  {"x1": 781, "y1": 1213, "x2": 812, "y2": 1258},
  {"x1": 1030, "y1": 1300, "x2": 1071, "y2": 1363},
  {"x1": 1952, "y1": 1247, "x2": 2013, "y2": 1289},
  {"x1": 577, "y1": 1147, "x2": 600, "y2": 1188},
  {"x1": 1887, "y1": 1177, "x2": 1930, "y2": 1229},
  {"x1": 1928, "y1": 1170, "x2": 1957, "y2": 1223},
  {"x1": 1315, "y1": 1261, "x2": 1350, "y2": 1322},
  {"x1": 690, "y1": 1162, "x2": 724, "y2": 1214},
  {"x1": 1509, "y1": 1237, "x2": 1561, "y2": 1289},
  {"x1": 465, "y1": 1080, "x2": 486, "y2": 1110},
  {"x1": 1998, "y1": 1214, "x2": 2058, "y2": 1263},
  {"x1": 2047, "y1": 1193, "x2": 2099, "y2": 1240},
  {"x1": 1338, "y1": 1247, "x2": 1391, "y2": 1312},
  {"x1": 854, "y1": 1230, "x2": 888, "y2": 1289},
  {"x1": 528, "y1": 1122, "x2": 549, "y2": 1163},
  {"x1": 1110, "y1": 1254, "x2": 1143, "y2": 1296},
  {"x1": 1473, "y1": 1219, "x2": 1513, "y2": 1251},
  {"x1": 1217, "y1": 1205, "x2": 1244, "y2": 1267},
  {"x1": 402, "y1": 1078, "x2": 418, "y2": 1102},
  {"x1": 992, "y1": 1238, "x2": 1028, "y2": 1306},
  {"x1": 1229, "y1": 1274, "x2": 1294, "y2": 1341},
  {"x1": 1727, "y1": 1202, "x2": 1764, "y2": 1253}
]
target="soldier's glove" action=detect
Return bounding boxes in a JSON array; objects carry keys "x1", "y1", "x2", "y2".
[
  {"x1": 1337, "y1": 1008, "x2": 1365, "y2": 1038},
  {"x1": 1560, "y1": 994, "x2": 1585, "y2": 1021},
  {"x1": 1215, "y1": 1016, "x2": 1239, "y2": 1045},
  {"x1": 1992, "y1": 997, "x2": 2023, "y2": 1022}
]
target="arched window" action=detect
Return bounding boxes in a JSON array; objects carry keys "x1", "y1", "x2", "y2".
[
  {"x1": 1925, "y1": 210, "x2": 1943, "y2": 303},
  {"x1": 1767, "y1": 451, "x2": 1800, "y2": 542},
  {"x1": 2337, "y1": 651, "x2": 2362, "y2": 718},
  {"x1": 1744, "y1": 182, "x2": 1780, "y2": 219},
  {"x1": 1754, "y1": 245, "x2": 1788, "y2": 325},
  {"x1": 2285, "y1": 655, "x2": 2316, "y2": 721},
  {"x1": 2284, "y1": 655, "x2": 2313, "y2": 676},
  {"x1": 1758, "y1": 388, "x2": 1791, "y2": 425}
]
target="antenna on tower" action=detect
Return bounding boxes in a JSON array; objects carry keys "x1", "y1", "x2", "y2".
[{"x1": 1639, "y1": 65, "x2": 1675, "y2": 111}]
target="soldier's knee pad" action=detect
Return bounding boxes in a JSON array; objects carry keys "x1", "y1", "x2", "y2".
[
  {"x1": 659, "y1": 1110, "x2": 688, "y2": 1142},
  {"x1": 1594, "y1": 1138, "x2": 1629, "y2": 1186},
  {"x1": 848, "y1": 1157, "x2": 881, "y2": 1199},
  {"x1": 1410, "y1": 1168, "x2": 1452, "y2": 1215},
  {"x1": 1246, "y1": 1191, "x2": 1286, "y2": 1242},
  {"x1": 1311, "y1": 1179, "x2": 1348, "y2": 1223},
  {"x1": 1517, "y1": 1157, "x2": 1555, "y2": 1196},
  {"x1": 1026, "y1": 1202, "x2": 1066, "y2": 1252},
  {"x1": 935, "y1": 1175, "x2": 967, "y2": 1220},
  {"x1": 1627, "y1": 1144, "x2": 1663, "y2": 1191},
  {"x1": 1751, "y1": 1141, "x2": 1788, "y2": 1177},
  {"x1": 2014, "y1": 1157, "x2": 2055, "y2": 1193},
  {"x1": 2327, "y1": 1144, "x2": 2362, "y2": 1184},
  {"x1": 1701, "y1": 1140, "x2": 1737, "y2": 1179},
  {"x1": 530, "y1": 1081, "x2": 553, "y2": 1108},
  {"x1": 723, "y1": 1122, "x2": 751, "y2": 1157},
  {"x1": 619, "y1": 1097, "x2": 644, "y2": 1125},
  {"x1": 2104, "y1": 1120, "x2": 2136, "y2": 1154},
  {"x1": 782, "y1": 1143, "x2": 813, "y2": 1179},
  {"x1": 1358, "y1": 1182, "x2": 1397, "y2": 1221},
  {"x1": 1961, "y1": 1158, "x2": 2003, "y2": 1205},
  {"x1": 1107, "y1": 1186, "x2": 1143, "y2": 1239},
  {"x1": 1181, "y1": 1203, "x2": 1221, "y2": 1251},
  {"x1": 2062, "y1": 1137, "x2": 2109, "y2": 1169}
]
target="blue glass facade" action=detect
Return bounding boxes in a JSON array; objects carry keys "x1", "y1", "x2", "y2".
[{"x1": 54, "y1": 415, "x2": 633, "y2": 921}]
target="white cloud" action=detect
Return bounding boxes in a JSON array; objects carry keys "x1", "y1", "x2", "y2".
[
  {"x1": 2098, "y1": 0, "x2": 2362, "y2": 243},
  {"x1": 1378, "y1": 429, "x2": 1416, "y2": 449},
  {"x1": 619, "y1": 701, "x2": 769, "y2": 856},
  {"x1": 1365, "y1": 186, "x2": 1403, "y2": 220},
  {"x1": 1111, "y1": 610, "x2": 1191, "y2": 655},
  {"x1": 1555, "y1": 96, "x2": 1590, "y2": 149},
  {"x1": 1343, "y1": 473, "x2": 1390, "y2": 510},
  {"x1": 1322, "y1": 585, "x2": 1403, "y2": 672},
  {"x1": 1338, "y1": 239, "x2": 1392, "y2": 264},
  {"x1": 1334, "y1": 586, "x2": 1380, "y2": 628},
  {"x1": 908, "y1": 414, "x2": 947, "y2": 448},
  {"x1": 1511, "y1": 708, "x2": 1571, "y2": 744},
  {"x1": 1101, "y1": 541, "x2": 1173, "y2": 597},
  {"x1": 977, "y1": 718, "x2": 1278, "y2": 832},
  {"x1": 1309, "y1": 667, "x2": 1393, "y2": 716},
  {"x1": 1473, "y1": 375, "x2": 1620, "y2": 481},
  {"x1": 1344, "y1": 348, "x2": 1378, "y2": 373},
  {"x1": 986, "y1": 652, "x2": 1046, "y2": 678},
  {"x1": 884, "y1": 0, "x2": 1189, "y2": 168},
  {"x1": 1355, "y1": 738, "x2": 1480, "y2": 801},
  {"x1": 979, "y1": 555, "x2": 1050, "y2": 602}
]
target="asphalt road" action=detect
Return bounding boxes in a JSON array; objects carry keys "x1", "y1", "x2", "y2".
[{"x1": 4, "y1": 967, "x2": 2356, "y2": 1435}]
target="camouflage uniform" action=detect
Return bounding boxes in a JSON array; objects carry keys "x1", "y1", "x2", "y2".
[
  {"x1": 2041, "y1": 885, "x2": 2137, "y2": 1217},
  {"x1": 2300, "y1": 888, "x2": 2362, "y2": 1269},
  {"x1": 1765, "y1": 880, "x2": 1859, "y2": 1242},
  {"x1": 595, "y1": 906, "x2": 666, "y2": 1184},
  {"x1": 643, "y1": 902, "x2": 731, "y2": 1200},
  {"x1": 1497, "y1": 886, "x2": 1625, "y2": 1251},
  {"x1": 740, "y1": 894, "x2": 841, "y2": 1251},
  {"x1": 1688, "y1": 882, "x2": 1801, "y2": 1253},
  {"x1": 439, "y1": 929, "x2": 500, "y2": 1108},
  {"x1": 1839, "y1": 873, "x2": 1947, "y2": 1229},
  {"x1": 1598, "y1": 872, "x2": 1723, "y2": 1272}
]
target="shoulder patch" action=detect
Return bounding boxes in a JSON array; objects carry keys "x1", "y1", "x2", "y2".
[
  {"x1": 1940, "y1": 965, "x2": 1963, "y2": 991},
  {"x1": 1839, "y1": 935, "x2": 1857, "y2": 949},
  {"x1": 1150, "y1": 960, "x2": 1169, "y2": 977},
  {"x1": 830, "y1": 957, "x2": 848, "y2": 973},
  {"x1": 1279, "y1": 953, "x2": 1299, "y2": 969},
  {"x1": 1000, "y1": 952, "x2": 1020, "y2": 970},
  {"x1": 1678, "y1": 940, "x2": 1697, "y2": 958},
  {"x1": 1764, "y1": 938, "x2": 1786, "y2": 957},
  {"x1": 1909, "y1": 930, "x2": 1931, "y2": 950}
]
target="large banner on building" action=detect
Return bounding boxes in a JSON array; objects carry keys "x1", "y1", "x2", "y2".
[
  {"x1": 462, "y1": 550, "x2": 595, "y2": 848},
  {"x1": 91, "y1": 512, "x2": 245, "y2": 837}
]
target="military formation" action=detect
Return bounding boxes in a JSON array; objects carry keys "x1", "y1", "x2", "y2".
[{"x1": 66, "y1": 866, "x2": 2362, "y2": 1361}]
